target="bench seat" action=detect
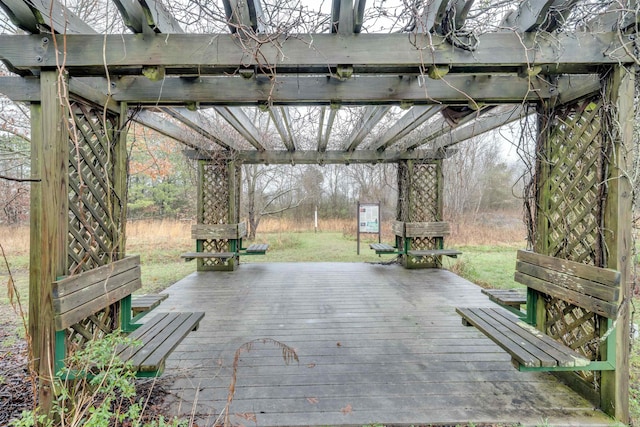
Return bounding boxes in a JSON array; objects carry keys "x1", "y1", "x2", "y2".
[
  {"x1": 482, "y1": 288, "x2": 526, "y2": 315},
  {"x1": 370, "y1": 243, "x2": 398, "y2": 254},
  {"x1": 181, "y1": 252, "x2": 236, "y2": 261},
  {"x1": 407, "y1": 249, "x2": 462, "y2": 258},
  {"x1": 131, "y1": 294, "x2": 168, "y2": 317},
  {"x1": 117, "y1": 311, "x2": 204, "y2": 376},
  {"x1": 245, "y1": 243, "x2": 269, "y2": 254},
  {"x1": 456, "y1": 307, "x2": 590, "y2": 369}
]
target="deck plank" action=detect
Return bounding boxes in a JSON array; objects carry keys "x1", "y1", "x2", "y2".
[{"x1": 153, "y1": 263, "x2": 611, "y2": 426}]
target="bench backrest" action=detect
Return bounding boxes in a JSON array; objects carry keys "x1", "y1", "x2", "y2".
[
  {"x1": 52, "y1": 255, "x2": 141, "y2": 330},
  {"x1": 191, "y1": 222, "x2": 248, "y2": 240},
  {"x1": 393, "y1": 221, "x2": 451, "y2": 238},
  {"x1": 514, "y1": 250, "x2": 621, "y2": 319}
]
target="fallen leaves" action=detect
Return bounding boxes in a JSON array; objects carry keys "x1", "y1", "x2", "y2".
[
  {"x1": 306, "y1": 397, "x2": 318, "y2": 404},
  {"x1": 340, "y1": 403, "x2": 352, "y2": 415}
]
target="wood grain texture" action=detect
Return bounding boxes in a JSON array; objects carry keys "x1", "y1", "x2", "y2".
[{"x1": 152, "y1": 263, "x2": 612, "y2": 426}]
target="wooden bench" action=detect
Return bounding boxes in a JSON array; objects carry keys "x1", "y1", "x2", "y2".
[
  {"x1": 181, "y1": 252, "x2": 236, "y2": 261},
  {"x1": 53, "y1": 255, "x2": 204, "y2": 377},
  {"x1": 244, "y1": 243, "x2": 269, "y2": 254},
  {"x1": 369, "y1": 242, "x2": 399, "y2": 255},
  {"x1": 131, "y1": 293, "x2": 169, "y2": 319},
  {"x1": 457, "y1": 250, "x2": 620, "y2": 372},
  {"x1": 481, "y1": 288, "x2": 526, "y2": 316},
  {"x1": 394, "y1": 221, "x2": 462, "y2": 267}
]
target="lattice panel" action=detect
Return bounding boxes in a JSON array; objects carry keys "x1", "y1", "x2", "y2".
[
  {"x1": 68, "y1": 103, "x2": 121, "y2": 273},
  {"x1": 545, "y1": 296, "x2": 600, "y2": 384},
  {"x1": 538, "y1": 97, "x2": 610, "y2": 387},
  {"x1": 201, "y1": 162, "x2": 229, "y2": 224},
  {"x1": 543, "y1": 98, "x2": 606, "y2": 265},
  {"x1": 201, "y1": 239, "x2": 231, "y2": 266},
  {"x1": 409, "y1": 163, "x2": 439, "y2": 222},
  {"x1": 65, "y1": 102, "x2": 124, "y2": 360},
  {"x1": 65, "y1": 306, "x2": 119, "y2": 354}
]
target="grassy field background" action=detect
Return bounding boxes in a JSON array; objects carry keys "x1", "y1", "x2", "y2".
[{"x1": 1, "y1": 216, "x2": 638, "y2": 424}]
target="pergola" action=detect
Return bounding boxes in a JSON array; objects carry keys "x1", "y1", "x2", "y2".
[{"x1": 0, "y1": 0, "x2": 637, "y2": 424}]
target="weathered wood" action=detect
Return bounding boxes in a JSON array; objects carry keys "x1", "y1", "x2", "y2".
[
  {"x1": 516, "y1": 250, "x2": 620, "y2": 288},
  {"x1": 457, "y1": 307, "x2": 590, "y2": 368},
  {"x1": 372, "y1": 106, "x2": 441, "y2": 151},
  {"x1": 408, "y1": 249, "x2": 461, "y2": 258},
  {"x1": 391, "y1": 221, "x2": 405, "y2": 237},
  {"x1": 214, "y1": 107, "x2": 265, "y2": 151},
  {"x1": 187, "y1": 149, "x2": 452, "y2": 165},
  {"x1": 246, "y1": 243, "x2": 269, "y2": 253},
  {"x1": 181, "y1": 252, "x2": 236, "y2": 261},
  {"x1": 191, "y1": 223, "x2": 248, "y2": 240},
  {"x1": 53, "y1": 257, "x2": 142, "y2": 330},
  {"x1": 344, "y1": 106, "x2": 391, "y2": 151},
  {"x1": 116, "y1": 312, "x2": 204, "y2": 374},
  {"x1": 0, "y1": 32, "x2": 633, "y2": 75},
  {"x1": 369, "y1": 243, "x2": 397, "y2": 254},
  {"x1": 482, "y1": 288, "x2": 527, "y2": 309},
  {"x1": 404, "y1": 221, "x2": 451, "y2": 238},
  {"x1": 600, "y1": 65, "x2": 634, "y2": 423},
  {"x1": 26, "y1": 70, "x2": 71, "y2": 417},
  {"x1": 0, "y1": 0, "x2": 40, "y2": 33},
  {"x1": 131, "y1": 294, "x2": 169, "y2": 316},
  {"x1": 82, "y1": 74, "x2": 567, "y2": 104},
  {"x1": 269, "y1": 107, "x2": 296, "y2": 152},
  {"x1": 161, "y1": 107, "x2": 237, "y2": 151}
]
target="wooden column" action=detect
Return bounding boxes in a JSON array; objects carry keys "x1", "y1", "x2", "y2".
[
  {"x1": 601, "y1": 66, "x2": 633, "y2": 423},
  {"x1": 396, "y1": 159, "x2": 443, "y2": 268},
  {"x1": 29, "y1": 70, "x2": 69, "y2": 416},
  {"x1": 196, "y1": 157, "x2": 242, "y2": 271},
  {"x1": 113, "y1": 102, "x2": 129, "y2": 259}
]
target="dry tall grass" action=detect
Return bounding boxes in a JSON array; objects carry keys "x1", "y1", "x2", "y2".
[{"x1": 0, "y1": 212, "x2": 527, "y2": 256}]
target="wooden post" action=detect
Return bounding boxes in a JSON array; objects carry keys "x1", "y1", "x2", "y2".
[
  {"x1": 113, "y1": 102, "x2": 129, "y2": 259},
  {"x1": 29, "y1": 70, "x2": 69, "y2": 417},
  {"x1": 601, "y1": 66, "x2": 633, "y2": 423}
]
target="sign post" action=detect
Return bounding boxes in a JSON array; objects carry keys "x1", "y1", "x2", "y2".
[{"x1": 357, "y1": 202, "x2": 380, "y2": 255}]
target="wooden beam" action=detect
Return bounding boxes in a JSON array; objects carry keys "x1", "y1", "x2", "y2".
[
  {"x1": 3, "y1": 0, "x2": 95, "y2": 34},
  {"x1": 0, "y1": 32, "x2": 633, "y2": 75},
  {"x1": 443, "y1": 0, "x2": 475, "y2": 32},
  {"x1": 338, "y1": 0, "x2": 354, "y2": 35},
  {"x1": 428, "y1": 105, "x2": 526, "y2": 149},
  {"x1": 214, "y1": 106, "x2": 265, "y2": 151},
  {"x1": 112, "y1": 0, "x2": 183, "y2": 34},
  {"x1": 583, "y1": 0, "x2": 639, "y2": 33},
  {"x1": 105, "y1": 74, "x2": 567, "y2": 105},
  {"x1": 353, "y1": 0, "x2": 366, "y2": 33},
  {"x1": 222, "y1": 0, "x2": 264, "y2": 33},
  {"x1": 372, "y1": 106, "x2": 441, "y2": 152},
  {"x1": 420, "y1": 0, "x2": 448, "y2": 33},
  {"x1": 268, "y1": 107, "x2": 295, "y2": 151},
  {"x1": 345, "y1": 105, "x2": 390, "y2": 152},
  {"x1": 187, "y1": 148, "x2": 452, "y2": 164},
  {"x1": 1, "y1": 74, "x2": 601, "y2": 106},
  {"x1": 501, "y1": 0, "x2": 556, "y2": 32},
  {"x1": 0, "y1": 0, "x2": 39, "y2": 33}
]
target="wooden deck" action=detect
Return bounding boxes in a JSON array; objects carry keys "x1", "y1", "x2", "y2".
[{"x1": 151, "y1": 263, "x2": 613, "y2": 426}]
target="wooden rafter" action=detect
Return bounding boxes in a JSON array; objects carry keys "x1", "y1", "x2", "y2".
[
  {"x1": 269, "y1": 107, "x2": 295, "y2": 152},
  {"x1": 344, "y1": 106, "x2": 390, "y2": 152},
  {"x1": 222, "y1": 0, "x2": 264, "y2": 33},
  {"x1": 112, "y1": 0, "x2": 183, "y2": 34},
  {"x1": 317, "y1": 106, "x2": 338, "y2": 152},
  {"x1": 372, "y1": 106, "x2": 441, "y2": 152},
  {"x1": 420, "y1": 0, "x2": 448, "y2": 32},
  {"x1": 214, "y1": 106, "x2": 265, "y2": 151},
  {"x1": 428, "y1": 105, "x2": 526, "y2": 149},
  {"x1": 161, "y1": 107, "x2": 241, "y2": 151},
  {"x1": 0, "y1": 0, "x2": 93, "y2": 34}
]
